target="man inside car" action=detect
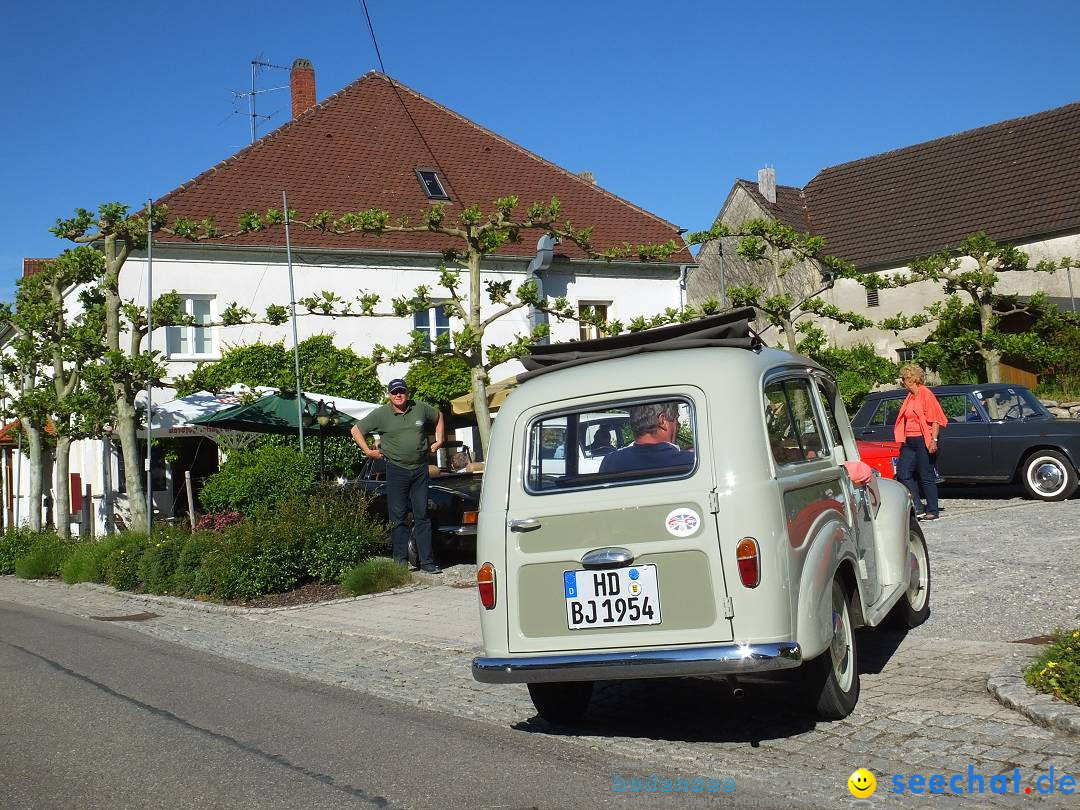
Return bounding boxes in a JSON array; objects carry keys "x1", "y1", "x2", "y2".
[{"x1": 599, "y1": 402, "x2": 694, "y2": 474}]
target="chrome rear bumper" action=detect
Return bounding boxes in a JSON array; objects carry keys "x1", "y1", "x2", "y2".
[{"x1": 472, "y1": 642, "x2": 801, "y2": 684}]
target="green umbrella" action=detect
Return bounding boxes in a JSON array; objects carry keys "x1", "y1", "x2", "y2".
[{"x1": 192, "y1": 392, "x2": 359, "y2": 477}]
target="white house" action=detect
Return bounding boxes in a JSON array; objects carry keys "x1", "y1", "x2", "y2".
[
  {"x1": 6, "y1": 61, "x2": 693, "y2": 533},
  {"x1": 691, "y1": 101, "x2": 1080, "y2": 376}
]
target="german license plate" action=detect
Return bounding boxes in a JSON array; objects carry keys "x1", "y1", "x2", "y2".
[{"x1": 563, "y1": 565, "x2": 661, "y2": 629}]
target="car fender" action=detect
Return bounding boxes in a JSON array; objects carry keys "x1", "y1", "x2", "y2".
[
  {"x1": 872, "y1": 477, "x2": 914, "y2": 591},
  {"x1": 796, "y1": 515, "x2": 859, "y2": 661}
]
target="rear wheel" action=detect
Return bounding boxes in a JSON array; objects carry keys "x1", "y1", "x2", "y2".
[
  {"x1": 1020, "y1": 450, "x2": 1078, "y2": 501},
  {"x1": 527, "y1": 681, "x2": 593, "y2": 725},
  {"x1": 804, "y1": 577, "x2": 859, "y2": 720},
  {"x1": 888, "y1": 519, "x2": 931, "y2": 628}
]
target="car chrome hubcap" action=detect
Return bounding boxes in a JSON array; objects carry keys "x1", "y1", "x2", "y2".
[
  {"x1": 830, "y1": 587, "x2": 852, "y2": 690},
  {"x1": 1032, "y1": 461, "x2": 1065, "y2": 495}
]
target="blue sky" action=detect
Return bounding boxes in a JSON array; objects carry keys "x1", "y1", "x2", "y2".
[{"x1": 3, "y1": 1, "x2": 1079, "y2": 300}]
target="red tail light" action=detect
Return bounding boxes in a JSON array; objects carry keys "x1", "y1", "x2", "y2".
[
  {"x1": 736, "y1": 537, "x2": 760, "y2": 588},
  {"x1": 477, "y1": 562, "x2": 496, "y2": 609}
]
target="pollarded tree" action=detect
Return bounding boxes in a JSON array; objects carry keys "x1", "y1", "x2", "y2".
[
  {"x1": 175, "y1": 197, "x2": 704, "y2": 454},
  {"x1": 699, "y1": 218, "x2": 873, "y2": 351},
  {"x1": 877, "y1": 232, "x2": 1078, "y2": 383},
  {"x1": 50, "y1": 203, "x2": 290, "y2": 532}
]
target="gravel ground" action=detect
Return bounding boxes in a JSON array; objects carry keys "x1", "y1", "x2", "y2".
[{"x1": 919, "y1": 489, "x2": 1080, "y2": 641}]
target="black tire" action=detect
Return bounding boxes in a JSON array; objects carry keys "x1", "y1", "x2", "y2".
[
  {"x1": 527, "y1": 681, "x2": 593, "y2": 725},
  {"x1": 1019, "y1": 450, "x2": 1079, "y2": 501},
  {"x1": 804, "y1": 578, "x2": 859, "y2": 720},
  {"x1": 887, "y1": 519, "x2": 931, "y2": 629}
]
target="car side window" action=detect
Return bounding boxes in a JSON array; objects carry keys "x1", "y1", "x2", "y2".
[
  {"x1": 764, "y1": 379, "x2": 828, "y2": 465},
  {"x1": 939, "y1": 394, "x2": 984, "y2": 423},
  {"x1": 525, "y1": 399, "x2": 696, "y2": 493},
  {"x1": 872, "y1": 398, "x2": 902, "y2": 426},
  {"x1": 812, "y1": 377, "x2": 844, "y2": 446}
]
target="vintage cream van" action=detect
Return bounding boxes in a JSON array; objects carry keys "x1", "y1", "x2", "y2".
[{"x1": 471, "y1": 311, "x2": 931, "y2": 723}]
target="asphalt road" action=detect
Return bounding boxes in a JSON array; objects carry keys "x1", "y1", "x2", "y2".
[{"x1": 0, "y1": 602, "x2": 788, "y2": 810}]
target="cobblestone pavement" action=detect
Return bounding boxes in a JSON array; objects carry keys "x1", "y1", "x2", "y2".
[{"x1": 2, "y1": 495, "x2": 1078, "y2": 808}]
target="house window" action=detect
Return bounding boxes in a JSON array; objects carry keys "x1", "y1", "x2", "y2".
[
  {"x1": 415, "y1": 168, "x2": 449, "y2": 200},
  {"x1": 414, "y1": 304, "x2": 451, "y2": 350},
  {"x1": 866, "y1": 288, "x2": 880, "y2": 307},
  {"x1": 896, "y1": 347, "x2": 916, "y2": 362},
  {"x1": 166, "y1": 295, "x2": 215, "y2": 358},
  {"x1": 578, "y1": 302, "x2": 609, "y2": 341}
]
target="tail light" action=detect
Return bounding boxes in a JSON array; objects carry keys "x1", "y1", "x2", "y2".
[
  {"x1": 477, "y1": 562, "x2": 496, "y2": 609},
  {"x1": 463, "y1": 510, "x2": 478, "y2": 525},
  {"x1": 736, "y1": 537, "x2": 760, "y2": 588}
]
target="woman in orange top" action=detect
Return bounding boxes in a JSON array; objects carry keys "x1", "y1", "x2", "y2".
[{"x1": 893, "y1": 364, "x2": 948, "y2": 520}]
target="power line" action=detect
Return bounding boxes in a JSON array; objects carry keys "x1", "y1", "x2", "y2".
[{"x1": 358, "y1": 0, "x2": 459, "y2": 203}]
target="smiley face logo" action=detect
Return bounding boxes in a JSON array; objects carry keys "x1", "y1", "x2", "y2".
[{"x1": 847, "y1": 768, "x2": 876, "y2": 798}]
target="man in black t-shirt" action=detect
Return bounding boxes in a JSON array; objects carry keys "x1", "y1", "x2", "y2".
[{"x1": 599, "y1": 402, "x2": 694, "y2": 474}]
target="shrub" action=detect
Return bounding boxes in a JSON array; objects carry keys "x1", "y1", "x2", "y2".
[
  {"x1": 62, "y1": 536, "x2": 124, "y2": 584},
  {"x1": 200, "y1": 445, "x2": 316, "y2": 519},
  {"x1": 101, "y1": 533, "x2": 151, "y2": 591},
  {"x1": 0, "y1": 528, "x2": 37, "y2": 575},
  {"x1": 194, "y1": 511, "x2": 246, "y2": 533},
  {"x1": 1024, "y1": 628, "x2": 1080, "y2": 706},
  {"x1": 193, "y1": 522, "x2": 305, "y2": 601},
  {"x1": 139, "y1": 532, "x2": 186, "y2": 594},
  {"x1": 293, "y1": 486, "x2": 388, "y2": 582},
  {"x1": 13, "y1": 532, "x2": 72, "y2": 579},
  {"x1": 342, "y1": 557, "x2": 411, "y2": 596},
  {"x1": 172, "y1": 532, "x2": 218, "y2": 596}
]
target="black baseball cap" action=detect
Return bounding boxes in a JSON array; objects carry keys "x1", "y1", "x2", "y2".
[{"x1": 387, "y1": 378, "x2": 408, "y2": 394}]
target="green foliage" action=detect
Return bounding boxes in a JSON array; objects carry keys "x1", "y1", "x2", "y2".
[
  {"x1": 199, "y1": 444, "x2": 316, "y2": 519},
  {"x1": 0, "y1": 529, "x2": 37, "y2": 574},
  {"x1": 172, "y1": 533, "x2": 218, "y2": 596},
  {"x1": 1024, "y1": 628, "x2": 1080, "y2": 706},
  {"x1": 342, "y1": 557, "x2": 412, "y2": 596},
  {"x1": 405, "y1": 354, "x2": 472, "y2": 407},
  {"x1": 101, "y1": 534, "x2": 149, "y2": 591},
  {"x1": 796, "y1": 325, "x2": 899, "y2": 410},
  {"x1": 174, "y1": 334, "x2": 382, "y2": 403},
  {"x1": 193, "y1": 522, "x2": 306, "y2": 601},
  {"x1": 139, "y1": 529, "x2": 186, "y2": 594},
  {"x1": 61, "y1": 536, "x2": 124, "y2": 584},
  {"x1": 296, "y1": 486, "x2": 389, "y2": 582},
  {"x1": 13, "y1": 532, "x2": 72, "y2": 579}
]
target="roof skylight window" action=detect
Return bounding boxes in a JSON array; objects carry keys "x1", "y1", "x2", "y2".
[{"x1": 416, "y1": 168, "x2": 449, "y2": 200}]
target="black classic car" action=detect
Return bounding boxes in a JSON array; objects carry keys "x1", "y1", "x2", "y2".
[
  {"x1": 851, "y1": 384, "x2": 1080, "y2": 501},
  {"x1": 349, "y1": 456, "x2": 481, "y2": 562}
]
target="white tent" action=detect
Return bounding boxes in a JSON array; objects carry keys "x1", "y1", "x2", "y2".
[{"x1": 147, "y1": 386, "x2": 379, "y2": 447}]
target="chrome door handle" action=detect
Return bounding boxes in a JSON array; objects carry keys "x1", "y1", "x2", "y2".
[{"x1": 509, "y1": 518, "x2": 542, "y2": 532}]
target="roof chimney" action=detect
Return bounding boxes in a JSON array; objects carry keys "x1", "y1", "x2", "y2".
[
  {"x1": 757, "y1": 166, "x2": 777, "y2": 204},
  {"x1": 290, "y1": 58, "x2": 316, "y2": 119},
  {"x1": 577, "y1": 170, "x2": 596, "y2": 185}
]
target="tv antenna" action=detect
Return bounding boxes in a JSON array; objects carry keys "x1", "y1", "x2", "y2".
[{"x1": 231, "y1": 57, "x2": 289, "y2": 144}]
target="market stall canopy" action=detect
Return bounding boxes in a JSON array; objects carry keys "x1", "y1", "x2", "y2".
[
  {"x1": 449, "y1": 378, "x2": 519, "y2": 417},
  {"x1": 191, "y1": 391, "x2": 371, "y2": 436}
]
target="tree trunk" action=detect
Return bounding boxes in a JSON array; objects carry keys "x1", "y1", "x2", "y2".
[
  {"x1": 54, "y1": 435, "x2": 71, "y2": 539},
  {"x1": 465, "y1": 246, "x2": 493, "y2": 455},
  {"x1": 19, "y1": 419, "x2": 43, "y2": 532},
  {"x1": 781, "y1": 318, "x2": 798, "y2": 353},
  {"x1": 983, "y1": 350, "x2": 1003, "y2": 384},
  {"x1": 471, "y1": 364, "x2": 492, "y2": 455},
  {"x1": 116, "y1": 395, "x2": 148, "y2": 532}
]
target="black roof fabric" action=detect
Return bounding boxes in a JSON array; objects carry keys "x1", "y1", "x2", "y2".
[{"x1": 518, "y1": 308, "x2": 760, "y2": 380}]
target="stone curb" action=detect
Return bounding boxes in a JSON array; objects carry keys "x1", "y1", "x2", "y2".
[
  {"x1": 987, "y1": 651, "x2": 1080, "y2": 737},
  {"x1": 81, "y1": 580, "x2": 430, "y2": 615}
]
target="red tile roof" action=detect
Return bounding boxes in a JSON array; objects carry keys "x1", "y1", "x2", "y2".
[
  {"x1": 788, "y1": 101, "x2": 1080, "y2": 269},
  {"x1": 157, "y1": 72, "x2": 690, "y2": 263},
  {"x1": 734, "y1": 180, "x2": 810, "y2": 233},
  {"x1": 22, "y1": 258, "x2": 50, "y2": 277}
]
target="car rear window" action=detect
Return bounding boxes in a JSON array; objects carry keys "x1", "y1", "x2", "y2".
[{"x1": 525, "y1": 398, "x2": 697, "y2": 493}]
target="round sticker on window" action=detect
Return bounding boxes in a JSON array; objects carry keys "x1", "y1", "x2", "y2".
[{"x1": 665, "y1": 508, "x2": 701, "y2": 537}]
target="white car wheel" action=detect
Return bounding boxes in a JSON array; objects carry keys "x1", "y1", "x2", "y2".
[{"x1": 1021, "y1": 451, "x2": 1078, "y2": 501}]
